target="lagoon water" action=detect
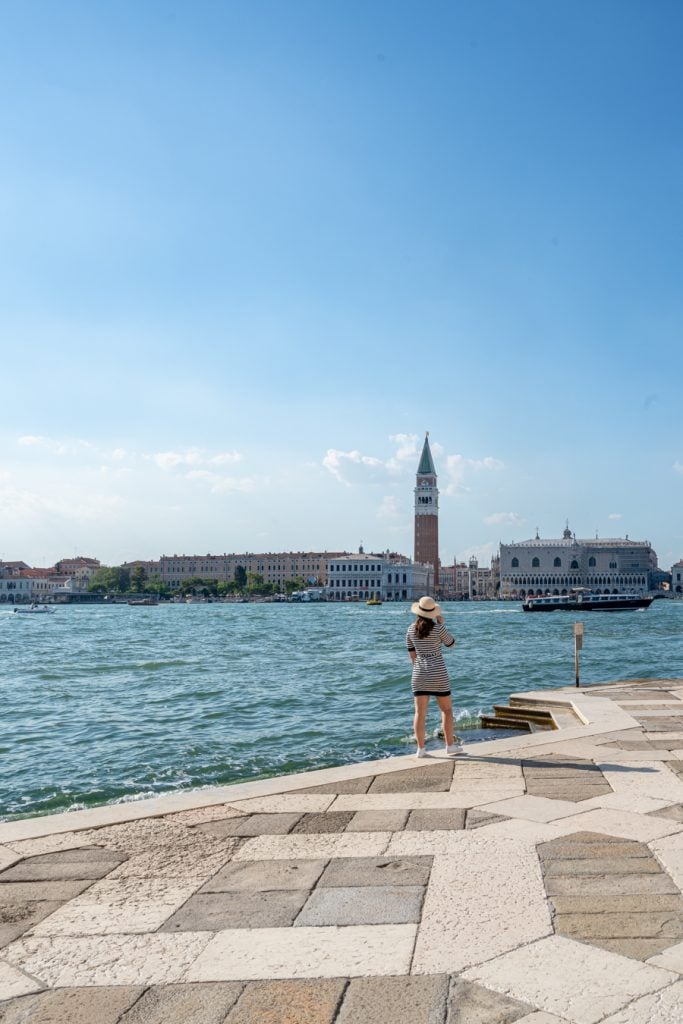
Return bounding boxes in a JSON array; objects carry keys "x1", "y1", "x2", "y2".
[{"x1": 2, "y1": 600, "x2": 682, "y2": 820}]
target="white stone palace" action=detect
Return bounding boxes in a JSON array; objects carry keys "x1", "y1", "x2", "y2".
[{"x1": 499, "y1": 524, "x2": 658, "y2": 599}]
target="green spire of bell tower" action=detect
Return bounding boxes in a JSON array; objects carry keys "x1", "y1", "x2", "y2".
[{"x1": 417, "y1": 432, "x2": 436, "y2": 476}]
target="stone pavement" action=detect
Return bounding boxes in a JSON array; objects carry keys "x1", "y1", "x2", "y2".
[{"x1": 5, "y1": 680, "x2": 683, "y2": 1022}]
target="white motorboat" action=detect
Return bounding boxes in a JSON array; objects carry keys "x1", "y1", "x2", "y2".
[{"x1": 13, "y1": 604, "x2": 55, "y2": 615}]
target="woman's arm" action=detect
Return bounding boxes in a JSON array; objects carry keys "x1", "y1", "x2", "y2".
[{"x1": 408, "y1": 650, "x2": 416, "y2": 665}]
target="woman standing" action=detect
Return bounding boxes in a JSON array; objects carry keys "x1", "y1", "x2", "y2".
[{"x1": 406, "y1": 595, "x2": 461, "y2": 758}]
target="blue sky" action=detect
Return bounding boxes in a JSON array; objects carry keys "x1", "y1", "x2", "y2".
[{"x1": 1, "y1": 1, "x2": 682, "y2": 568}]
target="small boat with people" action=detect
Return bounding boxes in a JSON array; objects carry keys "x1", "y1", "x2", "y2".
[
  {"x1": 523, "y1": 590, "x2": 653, "y2": 612},
  {"x1": 13, "y1": 603, "x2": 55, "y2": 614},
  {"x1": 366, "y1": 597, "x2": 382, "y2": 605}
]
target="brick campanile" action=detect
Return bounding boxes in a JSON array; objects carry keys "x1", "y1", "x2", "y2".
[{"x1": 414, "y1": 432, "x2": 439, "y2": 589}]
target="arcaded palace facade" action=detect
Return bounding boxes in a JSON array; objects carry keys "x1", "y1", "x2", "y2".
[{"x1": 499, "y1": 525, "x2": 658, "y2": 599}]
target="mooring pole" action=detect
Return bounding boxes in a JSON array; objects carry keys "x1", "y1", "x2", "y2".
[{"x1": 573, "y1": 621, "x2": 584, "y2": 687}]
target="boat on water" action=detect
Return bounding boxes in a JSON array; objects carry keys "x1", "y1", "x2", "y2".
[
  {"x1": 366, "y1": 598, "x2": 382, "y2": 606},
  {"x1": 128, "y1": 598, "x2": 159, "y2": 606},
  {"x1": 523, "y1": 591, "x2": 653, "y2": 612},
  {"x1": 13, "y1": 603, "x2": 55, "y2": 615}
]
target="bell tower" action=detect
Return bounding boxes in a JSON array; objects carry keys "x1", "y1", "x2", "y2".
[{"x1": 414, "y1": 432, "x2": 439, "y2": 589}]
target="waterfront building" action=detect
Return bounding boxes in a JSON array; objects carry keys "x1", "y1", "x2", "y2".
[
  {"x1": 326, "y1": 549, "x2": 431, "y2": 601},
  {"x1": 122, "y1": 559, "x2": 162, "y2": 578},
  {"x1": 158, "y1": 551, "x2": 347, "y2": 590},
  {"x1": 672, "y1": 561, "x2": 683, "y2": 595},
  {"x1": 53, "y1": 557, "x2": 101, "y2": 590},
  {"x1": 499, "y1": 525, "x2": 658, "y2": 599},
  {"x1": 440, "y1": 556, "x2": 500, "y2": 600},
  {"x1": 414, "y1": 433, "x2": 440, "y2": 590},
  {"x1": 0, "y1": 576, "x2": 33, "y2": 603}
]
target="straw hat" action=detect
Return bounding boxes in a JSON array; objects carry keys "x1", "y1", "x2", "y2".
[{"x1": 410, "y1": 595, "x2": 442, "y2": 619}]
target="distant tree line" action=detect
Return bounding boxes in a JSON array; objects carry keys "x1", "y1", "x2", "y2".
[{"x1": 88, "y1": 565, "x2": 309, "y2": 599}]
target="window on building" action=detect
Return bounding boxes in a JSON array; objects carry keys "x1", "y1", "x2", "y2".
[
  {"x1": 532, "y1": 558, "x2": 540, "y2": 568},
  {"x1": 570, "y1": 560, "x2": 579, "y2": 570},
  {"x1": 553, "y1": 557, "x2": 561, "y2": 567},
  {"x1": 511, "y1": 558, "x2": 519, "y2": 568},
  {"x1": 588, "y1": 557, "x2": 596, "y2": 567}
]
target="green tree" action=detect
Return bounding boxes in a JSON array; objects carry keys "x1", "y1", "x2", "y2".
[
  {"x1": 131, "y1": 566, "x2": 148, "y2": 593},
  {"x1": 234, "y1": 565, "x2": 247, "y2": 592},
  {"x1": 88, "y1": 566, "x2": 130, "y2": 594},
  {"x1": 284, "y1": 577, "x2": 306, "y2": 596},
  {"x1": 147, "y1": 575, "x2": 171, "y2": 598}
]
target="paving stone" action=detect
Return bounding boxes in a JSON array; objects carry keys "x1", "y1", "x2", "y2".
[
  {"x1": 197, "y1": 813, "x2": 302, "y2": 837},
  {"x1": 666, "y1": 761, "x2": 683, "y2": 776},
  {"x1": 228, "y1": 795, "x2": 336, "y2": 814},
  {"x1": 602, "y1": 741, "x2": 665, "y2": 751},
  {"x1": 336, "y1": 974, "x2": 448, "y2": 1024},
  {"x1": 0, "y1": 901, "x2": 63, "y2": 947},
  {"x1": 78, "y1": 819, "x2": 236, "y2": 882},
  {"x1": 186, "y1": 924, "x2": 417, "y2": 981},
  {"x1": 30, "y1": 878, "x2": 200, "y2": 936},
  {"x1": 539, "y1": 840, "x2": 652, "y2": 860},
  {"x1": 233, "y1": 832, "x2": 391, "y2": 861},
  {"x1": 318, "y1": 856, "x2": 432, "y2": 888},
  {"x1": 545, "y1": 873, "x2": 680, "y2": 896},
  {"x1": 522, "y1": 760, "x2": 602, "y2": 775},
  {"x1": 465, "y1": 810, "x2": 510, "y2": 829},
  {"x1": 597, "y1": 979, "x2": 683, "y2": 1023},
  {"x1": 0, "y1": 880, "x2": 93, "y2": 903},
  {"x1": 405, "y1": 809, "x2": 466, "y2": 831},
  {"x1": 163, "y1": 890, "x2": 310, "y2": 930},
  {"x1": 648, "y1": 804, "x2": 683, "y2": 822},
  {"x1": 446, "y1": 978, "x2": 533, "y2": 1024},
  {"x1": 585, "y1": 936, "x2": 677, "y2": 959},
  {"x1": 296, "y1": 885, "x2": 424, "y2": 926},
  {"x1": 412, "y1": 835, "x2": 552, "y2": 974},
  {"x1": 542, "y1": 857, "x2": 661, "y2": 876},
  {"x1": 200, "y1": 857, "x2": 327, "y2": 892},
  {"x1": 368, "y1": 764, "x2": 454, "y2": 793},
  {"x1": 119, "y1": 982, "x2": 244, "y2": 1024},
  {"x1": 3, "y1": 933, "x2": 212, "y2": 986},
  {"x1": 290, "y1": 812, "x2": 356, "y2": 834},
  {"x1": 482, "y1": 795, "x2": 592, "y2": 823},
  {"x1": 0, "y1": 848, "x2": 125, "y2": 882},
  {"x1": 0, "y1": 985, "x2": 144, "y2": 1024},
  {"x1": 554, "y1": 911, "x2": 683, "y2": 939},
  {"x1": 0, "y1": 962, "x2": 43, "y2": 1002},
  {"x1": 165, "y1": 806, "x2": 246, "y2": 826},
  {"x1": 550, "y1": 894, "x2": 683, "y2": 914},
  {"x1": 346, "y1": 810, "x2": 409, "y2": 832},
  {"x1": 226, "y1": 978, "x2": 346, "y2": 1024},
  {"x1": 540, "y1": 830, "x2": 638, "y2": 847},
  {"x1": 299, "y1": 776, "x2": 374, "y2": 794},
  {"x1": 461, "y1": 934, "x2": 677, "y2": 1024},
  {"x1": 550, "y1": 808, "x2": 683, "y2": 842}
]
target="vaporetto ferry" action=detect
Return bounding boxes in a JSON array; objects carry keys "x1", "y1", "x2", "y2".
[{"x1": 522, "y1": 591, "x2": 654, "y2": 612}]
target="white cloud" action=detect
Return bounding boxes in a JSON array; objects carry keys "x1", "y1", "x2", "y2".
[
  {"x1": 608, "y1": 512, "x2": 623, "y2": 520},
  {"x1": 444, "y1": 454, "x2": 504, "y2": 495},
  {"x1": 111, "y1": 448, "x2": 127, "y2": 461},
  {"x1": 674, "y1": 462, "x2": 683, "y2": 475},
  {"x1": 17, "y1": 435, "x2": 94, "y2": 456},
  {"x1": 184, "y1": 470, "x2": 255, "y2": 494},
  {"x1": 322, "y1": 448, "x2": 383, "y2": 484},
  {"x1": 377, "y1": 495, "x2": 401, "y2": 519},
  {"x1": 484, "y1": 511, "x2": 525, "y2": 526},
  {"x1": 153, "y1": 448, "x2": 242, "y2": 471},
  {"x1": 386, "y1": 433, "x2": 420, "y2": 470}
]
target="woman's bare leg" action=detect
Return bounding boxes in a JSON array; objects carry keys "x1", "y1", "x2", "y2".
[
  {"x1": 436, "y1": 695, "x2": 455, "y2": 746},
  {"x1": 413, "y1": 695, "x2": 429, "y2": 748}
]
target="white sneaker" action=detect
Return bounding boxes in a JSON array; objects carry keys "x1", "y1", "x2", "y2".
[
  {"x1": 446, "y1": 743, "x2": 463, "y2": 755},
  {"x1": 416, "y1": 747, "x2": 427, "y2": 758}
]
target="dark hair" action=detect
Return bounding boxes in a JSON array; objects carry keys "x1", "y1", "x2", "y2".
[{"x1": 414, "y1": 616, "x2": 435, "y2": 639}]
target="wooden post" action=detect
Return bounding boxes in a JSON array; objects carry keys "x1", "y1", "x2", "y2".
[{"x1": 573, "y1": 622, "x2": 584, "y2": 687}]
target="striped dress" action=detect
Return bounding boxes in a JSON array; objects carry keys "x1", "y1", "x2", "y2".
[{"x1": 406, "y1": 622, "x2": 455, "y2": 696}]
